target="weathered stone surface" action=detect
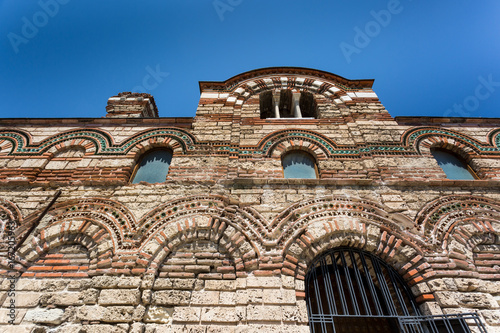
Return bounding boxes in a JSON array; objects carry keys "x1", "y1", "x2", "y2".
[
  {"x1": 0, "y1": 324, "x2": 37, "y2": 333},
  {"x1": 205, "y1": 280, "x2": 236, "y2": 291},
  {"x1": 435, "y1": 291, "x2": 498, "y2": 309},
  {"x1": 10, "y1": 292, "x2": 41, "y2": 307},
  {"x1": 153, "y1": 278, "x2": 196, "y2": 290},
  {"x1": 0, "y1": 308, "x2": 27, "y2": 324},
  {"x1": 428, "y1": 278, "x2": 458, "y2": 292},
  {"x1": 481, "y1": 310, "x2": 500, "y2": 326},
  {"x1": 411, "y1": 282, "x2": 431, "y2": 296},
  {"x1": 24, "y1": 308, "x2": 65, "y2": 324},
  {"x1": 201, "y1": 307, "x2": 238, "y2": 323},
  {"x1": 4, "y1": 69, "x2": 500, "y2": 332},
  {"x1": 92, "y1": 276, "x2": 141, "y2": 289},
  {"x1": 130, "y1": 322, "x2": 146, "y2": 333},
  {"x1": 76, "y1": 305, "x2": 145, "y2": 323},
  {"x1": 152, "y1": 290, "x2": 191, "y2": 306},
  {"x1": 246, "y1": 305, "x2": 281, "y2": 321},
  {"x1": 191, "y1": 290, "x2": 219, "y2": 305},
  {"x1": 172, "y1": 306, "x2": 201, "y2": 322},
  {"x1": 41, "y1": 291, "x2": 97, "y2": 306},
  {"x1": 145, "y1": 306, "x2": 174, "y2": 324},
  {"x1": 246, "y1": 276, "x2": 281, "y2": 289},
  {"x1": 98, "y1": 289, "x2": 141, "y2": 305}
]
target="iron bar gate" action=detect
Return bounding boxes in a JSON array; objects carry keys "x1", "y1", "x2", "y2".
[{"x1": 305, "y1": 248, "x2": 488, "y2": 333}]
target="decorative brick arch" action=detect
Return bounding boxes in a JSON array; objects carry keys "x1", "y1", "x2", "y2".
[
  {"x1": 122, "y1": 128, "x2": 197, "y2": 158},
  {"x1": 21, "y1": 234, "x2": 97, "y2": 278},
  {"x1": 0, "y1": 128, "x2": 108, "y2": 156},
  {"x1": 283, "y1": 221, "x2": 429, "y2": 285},
  {"x1": 274, "y1": 196, "x2": 416, "y2": 248},
  {"x1": 278, "y1": 196, "x2": 429, "y2": 284},
  {"x1": 258, "y1": 129, "x2": 332, "y2": 160},
  {"x1": 0, "y1": 128, "x2": 35, "y2": 156},
  {"x1": 0, "y1": 198, "x2": 22, "y2": 272},
  {"x1": 469, "y1": 232, "x2": 500, "y2": 279},
  {"x1": 43, "y1": 144, "x2": 88, "y2": 159},
  {"x1": 0, "y1": 127, "x2": 198, "y2": 157},
  {"x1": 23, "y1": 197, "x2": 137, "y2": 253},
  {"x1": 402, "y1": 127, "x2": 498, "y2": 156},
  {"x1": 135, "y1": 196, "x2": 261, "y2": 247},
  {"x1": 256, "y1": 129, "x2": 350, "y2": 159},
  {"x1": 415, "y1": 195, "x2": 500, "y2": 246},
  {"x1": 138, "y1": 214, "x2": 258, "y2": 276},
  {"x1": 487, "y1": 127, "x2": 500, "y2": 148},
  {"x1": 0, "y1": 197, "x2": 21, "y2": 225},
  {"x1": 18, "y1": 217, "x2": 114, "y2": 275}
]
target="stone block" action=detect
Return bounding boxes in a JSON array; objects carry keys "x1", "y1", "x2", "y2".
[
  {"x1": 98, "y1": 289, "x2": 141, "y2": 305},
  {"x1": 144, "y1": 306, "x2": 174, "y2": 324},
  {"x1": 427, "y1": 278, "x2": 458, "y2": 292},
  {"x1": 130, "y1": 322, "x2": 146, "y2": 333},
  {"x1": 201, "y1": 307, "x2": 238, "y2": 323},
  {"x1": 282, "y1": 305, "x2": 300, "y2": 322},
  {"x1": 481, "y1": 310, "x2": 500, "y2": 326},
  {"x1": 172, "y1": 306, "x2": 201, "y2": 322},
  {"x1": 263, "y1": 289, "x2": 282, "y2": 304},
  {"x1": 219, "y1": 291, "x2": 236, "y2": 305},
  {"x1": 152, "y1": 290, "x2": 191, "y2": 306},
  {"x1": 24, "y1": 308, "x2": 64, "y2": 324},
  {"x1": 435, "y1": 291, "x2": 498, "y2": 309},
  {"x1": 247, "y1": 289, "x2": 263, "y2": 304},
  {"x1": 281, "y1": 275, "x2": 295, "y2": 289},
  {"x1": 236, "y1": 290, "x2": 248, "y2": 305},
  {"x1": 411, "y1": 282, "x2": 431, "y2": 296},
  {"x1": 246, "y1": 276, "x2": 281, "y2": 289},
  {"x1": 41, "y1": 290, "x2": 97, "y2": 307},
  {"x1": 191, "y1": 290, "x2": 219, "y2": 305},
  {"x1": 246, "y1": 305, "x2": 281, "y2": 321},
  {"x1": 77, "y1": 305, "x2": 105, "y2": 321},
  {"x1": 205, "y1": 280, "x2": 236, "y2": 291},
  {"x1": 7, "y1": 292, "x2": 41, "y2": 308},
  {"x1": 0, "y1": 308, "x2": 27, "y2": 324},
  {"x1": 153, "y1": 278, "x2": 196, "y2": 290}
]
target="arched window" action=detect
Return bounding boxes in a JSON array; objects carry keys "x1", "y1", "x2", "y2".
[
  {"x1": 131, "y1": 149, "x2": 172, "y2": 184},
  {"x1": 431, "y1": 148, "x2": 477, "y2": 180},
  {"x1": 282, "y1": 151, "x2": 318, "y2": 179},
  {"x1": 306, "y1": 248, "x2": 420, "y2": 333}
]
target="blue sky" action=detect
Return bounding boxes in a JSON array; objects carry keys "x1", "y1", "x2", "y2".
[{"x1": 1, "y1": 1, "x2": 500, "y2": 119}]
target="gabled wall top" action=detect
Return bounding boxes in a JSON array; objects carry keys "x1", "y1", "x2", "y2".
[{"x1": 199, "y1": 67, "x2": 375, "y2": 92}]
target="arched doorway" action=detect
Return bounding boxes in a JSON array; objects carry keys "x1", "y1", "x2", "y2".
[
  {"x1": 306, "y1": 248, "x2": 419, "y2": 333},
  {"x1": 305, "y1": 248, "x2": 487, "y2": 333}
]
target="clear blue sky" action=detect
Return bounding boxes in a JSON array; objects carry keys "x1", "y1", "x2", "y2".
[{"x1": 1, "y1": 1, "x2": 500, "y2": 119}]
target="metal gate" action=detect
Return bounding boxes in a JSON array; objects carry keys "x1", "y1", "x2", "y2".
[{"x1": 305, "y1": 248, "x2": 488, "y2": 333}]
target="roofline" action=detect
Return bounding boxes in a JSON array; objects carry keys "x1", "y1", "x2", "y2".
[{"x1": 199, "y1": 67, "x2": 375, "y2": 92}]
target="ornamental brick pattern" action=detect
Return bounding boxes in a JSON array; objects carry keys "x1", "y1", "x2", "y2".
[{"x1": 1, "y1": 67, "x2": 500, "y2": 332}]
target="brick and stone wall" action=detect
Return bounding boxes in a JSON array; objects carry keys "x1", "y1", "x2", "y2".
[{"x1": 1, "y1": 68, "x2": 500, "y2": 332}]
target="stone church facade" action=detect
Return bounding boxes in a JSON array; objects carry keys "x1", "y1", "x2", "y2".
[{"x1": 0, "y1": 67, "x2": 499, "y2": 332}]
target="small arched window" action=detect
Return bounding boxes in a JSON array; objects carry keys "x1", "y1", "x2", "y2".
[
  {"x1": 131, "y1": 149, "x2": 172, "y2": 184},
  {"x1": 431, "y1": 148, "x2": 477, "y2": 180},
  {"x1": 282, "y1": 151, "x2": 318, "y2": 179}
]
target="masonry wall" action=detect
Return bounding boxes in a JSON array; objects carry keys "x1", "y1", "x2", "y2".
[{"x1": 1, "y1": 70, "x2": 500, "y2": 332}]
